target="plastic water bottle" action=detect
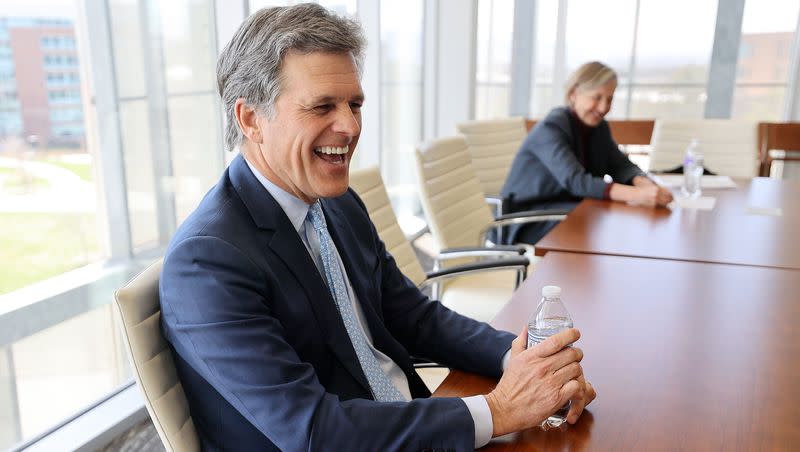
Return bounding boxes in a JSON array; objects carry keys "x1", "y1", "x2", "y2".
[
  {"x1": 528, "y1": 285, "x2": 573, "y2": 429},
  {"x1": 681, "y1": 139, "x2": 704, "y2": 198}
]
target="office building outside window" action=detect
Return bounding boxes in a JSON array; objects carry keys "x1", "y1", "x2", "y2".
[
  {"x1": 0, "y1": 5, "x2": 105, "y2": 449},
  {"x1": 1, "y1": 0, "x2": 222, "y2": 448},
  {"x1": 732, "y1": 0, "x2": 800, "y2": 120}
]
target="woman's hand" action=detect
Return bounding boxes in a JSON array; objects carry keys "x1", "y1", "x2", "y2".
[
  {"x1": 609, "y1": 182, "x2": 673, "y2": 207},
  {"x1": 635, "y1": 185, "x2": 673, "y2": 206}
]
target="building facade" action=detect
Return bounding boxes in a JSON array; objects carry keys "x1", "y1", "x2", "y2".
[{"x1": 0, "y1": 17, "x2": 84, "y2": 148}]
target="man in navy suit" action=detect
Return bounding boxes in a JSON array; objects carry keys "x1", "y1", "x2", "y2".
[{"x1": 159, "y1": 4, "x2": 595, "y2": 451}]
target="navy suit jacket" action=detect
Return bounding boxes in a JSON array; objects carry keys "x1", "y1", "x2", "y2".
[{"x1": 159, "y1": 155, "x2": 515, "y2": 451}]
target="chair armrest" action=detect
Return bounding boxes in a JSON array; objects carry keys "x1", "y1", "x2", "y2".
[
  {"x1": 421, "y1": 256, "x2": 529, "y2": 288},
  {"x1": 485, "y1": 196, "x2": 502, "y2": 217},
  {"x1": 411, "y1": 356, "x2": 447, "y2": 369},
  {"x1": 436, "y1": 245, "x2": 526, "y2": 261},
  {"x1": 479, "y1": 208, "x2": 569, "y2": 244},
  {"x1": 491, "y1": 208, "x2": 570, "y2": 227}
]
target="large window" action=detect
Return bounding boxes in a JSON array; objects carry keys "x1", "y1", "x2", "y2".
[
  {"x1": 0, "y1": 4, "x2": 106, "y2": 448},
  {"x1": 529, "y1": 0, "x2": 561, "y2": 118},
  {"x1": 564, "y1": 0, "x2": 637, "y2": 119},
  {"x1": 475, "y1": 0, "x2": 513, "y2": 119},
  {"x1": 732, "y1": 0, "x2": 800, "y2": 120},
  {"x1": 628, "y1": 0, "x2": 717, "y2": 118},
  {"x1": 0, "y1": 11, "x2": 100, "y2": 296},
  {"x1": 0, "y1": 0, "x2": 222, "y2": 449},
  {"x1": 380, "y1": 0, "x2": 423, "y2": 225},
  {"x1": 528, "y1": 0, "x2": 718, "y2": 120}
]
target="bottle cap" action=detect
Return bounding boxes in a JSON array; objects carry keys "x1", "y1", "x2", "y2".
[{"x1": 541, "y1": 285, "x2": 561, "y2": 298}]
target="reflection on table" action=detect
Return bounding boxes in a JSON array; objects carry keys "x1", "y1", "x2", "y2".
[
  {"x1": 535, "y1": 177, "x2": 800, "y2": 270},
  {"x1": 434, "y1": 251, "x2": 800, "y2": 451}
]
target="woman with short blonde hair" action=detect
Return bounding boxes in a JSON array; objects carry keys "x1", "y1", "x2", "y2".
[
  {"x1": 564, "y1": 61, "x2": 618, "y2": 104},
  {"x1": 500, "y1": 61, "x2": 673, "y2": 245}
]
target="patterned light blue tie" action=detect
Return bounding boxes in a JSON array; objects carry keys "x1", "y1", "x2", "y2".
[{"x1": 306, "y1": 202, "x2": 405, "y2": 402}]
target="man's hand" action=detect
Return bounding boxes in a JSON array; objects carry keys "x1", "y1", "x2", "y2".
[
  {"x1": 565, "y1": 374, "x2": 596, "y2": 424},
  {"x1": 485, "y1": 326, "x2": 593, "y2": 436}
]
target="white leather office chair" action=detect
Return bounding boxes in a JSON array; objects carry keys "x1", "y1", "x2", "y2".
[
  {"x1": 456, "y1": 117, "x2": 528, "y2": 214},
  {"x1": 349, "y1": 166, "x2": 528, "y2": 323},
  {"x1": 649, "y1": 119, "x2": 760, "y2": 177},
  {"x1": 414, "y1": 136, "x2": 567, "y2": 255},
  {"x1": 114, "y1": 259, "x2": 200, "y2": 452}
]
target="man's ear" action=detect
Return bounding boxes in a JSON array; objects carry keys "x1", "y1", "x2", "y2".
[{"x1": 234, "y1": 98, "x2": 262, "y2": 143}]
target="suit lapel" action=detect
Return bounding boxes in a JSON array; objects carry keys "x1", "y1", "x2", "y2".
[
  {"x1": 229, "y1": 156, "x2": 371, "y2": 393},
  {"x1": 322, "y1": 199, "x2": 379, "y2": 329},
  {"x1": 322, "y1": 199, "x2": 409, "y2": 370}
]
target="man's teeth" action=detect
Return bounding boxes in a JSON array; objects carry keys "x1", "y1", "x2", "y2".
[{"x1": 315, "y1": 146, "x2": 349, "y2": 155}]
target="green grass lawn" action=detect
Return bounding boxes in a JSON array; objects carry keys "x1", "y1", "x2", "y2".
[
  {"x1": 0, "y1": 212, "x2": 101, "y2": 295},
  {"x1": 43, "y1": 158, "x2": 93, "y2": 181},
  {"x1": 0, "y1": 167, "x2": 51, "y2": 191}
]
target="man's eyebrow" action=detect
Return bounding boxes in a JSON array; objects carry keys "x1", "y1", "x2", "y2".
[{"x1": 306, "y1": 94, "x2": 365, "y2": 104}]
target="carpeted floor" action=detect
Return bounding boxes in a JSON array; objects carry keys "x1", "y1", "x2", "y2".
[{"x1": 99, "y1": 419, "x2": 163, "y2": 452}]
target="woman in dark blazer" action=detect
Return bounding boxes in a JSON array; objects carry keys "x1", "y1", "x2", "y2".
[{"x1": 500, "y1": 61, "x2": 673, "y2": 245}]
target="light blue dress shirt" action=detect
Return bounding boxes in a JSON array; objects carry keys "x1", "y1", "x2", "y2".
[{"x1": 244, "y1": 158, "x2": 497, "y2": 447}]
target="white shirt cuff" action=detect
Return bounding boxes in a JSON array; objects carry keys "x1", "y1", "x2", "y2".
[
  {"x1": 501, "y1": 349, "x2": 511, "y2": 371},
  {"x1": 462, "y1": 395, "x2": 493, "y2": 448},
  {"x1": 462, "y1": 350, "x2": 513, "y2": 448}
]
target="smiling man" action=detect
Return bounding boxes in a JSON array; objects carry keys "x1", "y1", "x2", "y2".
[{"x1": 159, "y1": 4, "x2": 594, "y2": 451}]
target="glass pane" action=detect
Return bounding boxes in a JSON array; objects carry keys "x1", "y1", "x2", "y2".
[
  {"x1": 109, "y1": 0, "x2": 146, "y2": 98},
  {"x1": 119, "y1": 99, "x2": 158, "y2": 249},
  {"x1": 158, "y1": 0, "x2": 216, "y2": 95},
  {"x1": 475, "y1": 0, "x2": 513, "y2": 119},
  {"x1": 740, "y1": 0, "x2": 799, "y2": 82},
  {"x1": 564, "y1": 0, "x2": 637, "y2": 78},
  {"x1": 635, "y1": 0, "x2": 717, "y2": 85},
  {"x1": 6, "y1": 304, "x2": 132, "y2": 447},
  {"x1": 475, "y1": 84, "x2": 511, "y2": 120},
  {"x1": 628, "y1": 85, "x2": 707, "y2": 119},
  {"x1": 733, "y1": 0, "x2": 800, "y2": 120},
  {"x1": 530, "y1": 0, "x2": 559, "y2": 117},
  {"x1": 731, "y1": 86, "x2": 786, "y2": 120},
  {"x1": 531, "y1": 83, "x2": 555, "y2": 119},
  {"x1": 380, "y1": 0, "x2": 423, "y2": 221},
  {"x1": 168, "y1": 94, "x2": 224, "y2": 224},
  {"x1": 0, "y1": 6, "x2": 103, "y2": 299},
  {"x1": 607, "y1": 83, "x2": 629, "y2": 119}
]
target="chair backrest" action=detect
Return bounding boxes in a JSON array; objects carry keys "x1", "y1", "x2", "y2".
[
  {"x1": 606, "y1": 119, "x2": 655, "y2": 146},
  {"x1": 349, "y1": 167, "x2": 427, "y2": 286},
  {"x1": 114, "y1": 259, "x2": 200, "y2": 452},
  {"x1": 758, "y1": 122, "x2": 800, "y2": 176},
  {"x1": 414, "y1": 136, "x2": 496, "y2": 251},
  {"x1": 526, "y1": 118, "x2": 655, "y2": 146},
  {"x1": 456, "y1": 117, "x2": 527, "y2": 196},
  {"x1": 649, "y1": 119, "x2": 759, "y2": 177}
]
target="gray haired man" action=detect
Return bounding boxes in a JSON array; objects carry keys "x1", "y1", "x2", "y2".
[{"x1": 159, "y1": 3, "x2": 594, "y2": 450}]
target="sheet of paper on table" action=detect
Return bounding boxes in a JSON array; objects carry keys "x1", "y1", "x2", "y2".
[
  {"x1": 649, "y1": 174, "x2": 736, "y2": 189},
  {"x1": 745, "y1": 206, "x2": 783, "y2": 217},
  {"x1": 670, "y1": 196, "x2": 717, "y2": 210}
]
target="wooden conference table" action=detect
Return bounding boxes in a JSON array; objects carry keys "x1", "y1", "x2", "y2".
[
  {"x1": 535, "y1": 177, "x2": 800, "y2": 270},
  {"x1": 433, "y1": 251, "x2": 800, "y2": 451}
]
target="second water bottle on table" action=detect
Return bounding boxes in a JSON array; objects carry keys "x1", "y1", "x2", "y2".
[
  {"x1": 527, "y1": 285, "x2": 573, "y2": 429},
  {"x1": 681, "y1": 139, "x2": 704, "y2": 198}
]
